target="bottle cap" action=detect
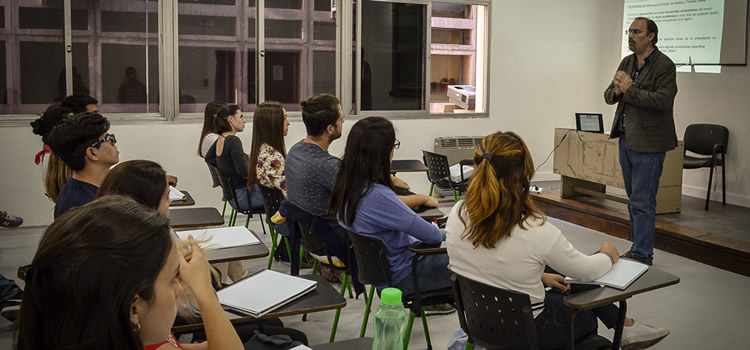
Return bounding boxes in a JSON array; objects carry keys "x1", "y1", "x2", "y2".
[{"x1": 380, "y1": 287, "x2": 403, "y2": 306}]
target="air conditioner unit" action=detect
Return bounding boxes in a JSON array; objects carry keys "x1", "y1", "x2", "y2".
[{"x1": 433, "y1": 136, "x2": 484, "y2": 165}]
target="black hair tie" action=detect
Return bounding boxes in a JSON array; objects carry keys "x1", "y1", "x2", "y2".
[
  {"x1": 481, "y1": 152, "x2": 494, "y2": 161},
  {"x1": 25, "y1": 266, "x2": 43, "y2": 284}
]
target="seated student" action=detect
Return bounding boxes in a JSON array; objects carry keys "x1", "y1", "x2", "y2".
[
  {"x1": 47, "y1": 112, "x2": 119, "y2": 218},
  {"x1": 61, "y1": 94, "x2": 98, "y2": 113},
  {"x1": 445, "y1": 131, "x2": 669, "y2": 350},
  {"x1": 95, "y1": 161, "x2": 306, "y2": 345},
  {"x1": 197, "y1": 101, "x2": 225, "y2": 188},
  {"x1": 30, "y1": 103, "x2": 74, "y2": 202},
  {"x1": 248, "y1": 101, "x2": 292, "y2": 237},
  {"x1": 204, "y1": 104, "x2": 263, "y2": 212},
  {"x1": 16, "y1": 196, "x2": 246, "y2": 350},
  {"x1": 328, "y1": 117, "x2": 451, "y2": 296}
]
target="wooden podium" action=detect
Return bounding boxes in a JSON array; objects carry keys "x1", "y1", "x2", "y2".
[{"x1": 552, "y1": 128, "x2": 683, "y2": 214}]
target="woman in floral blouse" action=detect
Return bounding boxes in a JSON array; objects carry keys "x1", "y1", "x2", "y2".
[{"x1": 248, "y1": 101, "x2": 290, "y2": 236}]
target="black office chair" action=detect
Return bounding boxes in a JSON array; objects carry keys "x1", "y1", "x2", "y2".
[
  {"x1": 451, "y1": 273, "x2": 612, "y2": 350},
  {"x1": 257, "y1": 185, "x2": 293, "y2": 269},
  {"x1": 215, "y1": 167, "x2": 266, "y2": 231},
  {"x1": 422, "y1": 150, "x2": 472, "y2": 202},
  {"x1": 682, "y1": 123, "x2": 729, "y2": 210},
  {"x1": 347, "y1": 230, "x2": 454, "y2": 350}
]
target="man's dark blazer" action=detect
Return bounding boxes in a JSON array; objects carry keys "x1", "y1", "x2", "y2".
[{"x1": 604, "y1": 47, "x2": 678, "y2": 153}]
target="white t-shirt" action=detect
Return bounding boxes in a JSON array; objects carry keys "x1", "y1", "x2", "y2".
[
  {"x1": 200, "y1": 133, "x2": 220, "y2": 158},
  {"x1": 445, "y1": 200, "x2": 612, "y2": 317}
]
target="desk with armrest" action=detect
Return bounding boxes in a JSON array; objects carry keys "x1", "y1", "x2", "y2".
[{"x1": 563, "y1": 266, "x2": 680, "y2": 350}]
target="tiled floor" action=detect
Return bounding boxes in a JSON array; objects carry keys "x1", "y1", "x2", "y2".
[{"x1": 2, "y1": 204, "x2": 749, "y2": 349}]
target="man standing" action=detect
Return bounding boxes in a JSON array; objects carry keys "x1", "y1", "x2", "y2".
[
  {"x1": 604, "y1": 17, "x2": 678, "y2": 265},
  {"x1": 47, "y1": 112, "x2": 119, "y2": 218}
]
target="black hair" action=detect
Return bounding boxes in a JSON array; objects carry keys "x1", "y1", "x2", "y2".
[
  {"x1": 30, "y1": 104, "x2": 73, "y2": 144},
  {"x1": 635, "y1": 17, "x2": 659, "y2": 45},
  {"x1": 329, "y1": 117, "x2": 395, "y2": 226},
  {"x1": 198, "y1": 101, "x2": 226, "y2": 157},
  {"x1": 300, "y1": 93, "x2": 341, "y2": 137},
  {"x1": 15, "y1": 196, "x2": 173, "y2": 350},
  {"x1": 47, "y1": 112, "x2": 110, "y2": 171},
  {"x1": 248, "y1": 101, "x2": 286, "y2": 186},
  {"x1": 62, "y1": 94, "x2": 99, "y2": 114},
  {"x1": 213, "y1": 104, "x2": 241, "y2": 134},
  {"x1": 97, "y1": 160, "x2": 167, "y2": 210}
]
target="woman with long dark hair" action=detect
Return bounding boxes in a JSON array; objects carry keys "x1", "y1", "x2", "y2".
[
  {"x1": 445, "y1": 131, "x2": 669, "y2": 350},
  {"x1": 205, "y1": 104, "x2": 263, "y2": 212},
  {"x1": 248, "y1": 101, "x2": 289, "y2": 196},
  {"x1": 16, "y1": 196, "x2": 245, "y2": 350},
  {"x1": 329, "y1": 117, "x2": 451, "y2": 295}
]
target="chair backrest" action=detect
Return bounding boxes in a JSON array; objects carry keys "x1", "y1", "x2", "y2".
[
  {"x1": 258, "y1": 185, "x2": 285, "y2": 225},
  {"x1": 684, "y1": 123, "x2": 729, "y2": 156},
  {"x1": 451, "y1": 273, "x2": 539, "y2": 350},
  {"x1": 422, "y1": 150, "x2": 452, "y2": 183},
  {"x1": 214, "y1": 167, "x2": 237, "y2": 206},
  {"x1": 346, "y1": 230, "x2": 392, "y2": 286}
]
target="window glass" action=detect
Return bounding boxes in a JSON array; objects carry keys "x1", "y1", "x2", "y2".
[
  {"x1": 264, "y1": 51, "x2": 300, "y2": 107},
  {"x1": 361, "y1": 0, "x2": 426, "y2": 111},
  {"x1": 102, "y1": 11, "x2": 158, "y2": 33},
  {"x1": 101, "y1": 44, "x2": 159, "y2": 108},
  {"x1": 0, "y1": 42, "x2": 6, "y2": 105},
  {"x1": 267, "y1": 0, "x2": 301, "y2": 9},
  {"x1": 179, "y1": 15, "x2": 236, "y2": 36},
  {"x1": 313, "y1": 50, "x2": 335, "y2": 95},
  {"x1": 20, "y1": 42, "x2": 88, "y2": 104},
  {"x1": 179, "y1": 46, "x2": 236, "y2": 105},
  {"x1": 313, "y1": 21, "x2": 335, "y2": 41},
  {"x1": 19, "y1": 7, "x2": 88, "y2": 30},
  {"x1": 265, "y1": 19, "x2": 302, "y2": 39},
  {"x1": 430, "y1": 3, "x2": 487, "y2": 114}
]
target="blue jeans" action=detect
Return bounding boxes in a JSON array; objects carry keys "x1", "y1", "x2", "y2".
[
  {"x1": 229, "y1": 185, "x2": 265, "y2": 212},
  {"x1": 395, "y1": 254, "x2": 452, "y2": 296},
  {"x1": 618, "y1": 134, "x2": 665, "y2": 265}
]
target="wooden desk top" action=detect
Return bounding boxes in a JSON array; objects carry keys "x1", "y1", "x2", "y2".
[
  {"x1": 391, "y1": 159, "x2": 428, "y2": 173},
  {"x1": 312, "y1": 337, "x2": 374, "y2": 349},
  {"x1": 202, "y1": 229, "x2": 269, "y2": 263},
  {"x1": 172, "y1": 274, "x2": 347, "y2": 333},
  {"x1": 564, "y1": 266, "x2": 680, "y2": 310},
  {"x1": 169, "y1": 207, "x2": 225, "y2": 229},
  {"x1": 169, "y1": 190, "x2": 196, "y2": 206}
]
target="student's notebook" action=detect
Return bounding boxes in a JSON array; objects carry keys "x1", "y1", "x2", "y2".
[
  {"x1": 175, "y1": 226, "x2": 260, "y2": 249},
  {"x1": 564, "y1": 258, "x2": 649, "y2": 290},
  {"x1": 169, "y1": 186, "x2": 186, "y2": 201},
  {"x1": 217, "y1": 270, "x2": 317, "y2": 318}
]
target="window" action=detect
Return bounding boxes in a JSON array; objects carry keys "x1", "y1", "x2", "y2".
[{"x1": 0, "y1": 0, "x2": 488, "y2": 120}]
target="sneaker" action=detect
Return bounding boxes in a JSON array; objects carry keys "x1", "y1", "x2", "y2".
[
  {"x1": 620, "y1": 319, "x2": 670, "y2": 350},
  {"x1": 0, "y1": 211, "x2": 23, "y2": 228},
  {"x1": 423, "y1": 303, "x2": 456, "y2": 316}
]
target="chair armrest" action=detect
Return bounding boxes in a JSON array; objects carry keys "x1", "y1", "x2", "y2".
[
  {"x1": 459, "y1": 159, "x2": 475, "y2": 167},
  {"x1": 409, "y1": 241, "x2": 447, "y2": 255}
]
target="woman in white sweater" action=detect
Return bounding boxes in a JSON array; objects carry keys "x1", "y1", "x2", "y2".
[{"x1": 445, "y1": 131, "x2": 669, "y2": 350}]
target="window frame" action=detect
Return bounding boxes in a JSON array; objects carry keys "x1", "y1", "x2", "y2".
[{"x1": 0, "y1": 0, "x2": 490, "y2": 126}]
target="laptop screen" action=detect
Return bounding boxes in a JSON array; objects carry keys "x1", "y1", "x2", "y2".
[{"x1": 575, "y1": 113, "x2": 604, "y2": 133}]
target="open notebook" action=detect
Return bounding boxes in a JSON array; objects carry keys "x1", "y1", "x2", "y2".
[
  {"x1": 564, "y1": 258, "x2": 649, "y2": 290},
  {"x1": 217, "y1": 270, "x2": 317, "y2": 318},
  {"x1": 168, "y1": 186, "x2": 186, "y2": 201},
  {"x1": 175, "y1": 226, "x2": 260, "y2": 249}
]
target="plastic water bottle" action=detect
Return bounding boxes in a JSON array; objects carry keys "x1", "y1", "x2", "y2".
[{"x1": 372, "y1": 287, "x2": 407, "y2": 350}]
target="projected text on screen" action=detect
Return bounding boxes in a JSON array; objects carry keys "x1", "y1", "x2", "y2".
[{"x1": 623, "y1": 0, "x2": 725, "y2": 65}]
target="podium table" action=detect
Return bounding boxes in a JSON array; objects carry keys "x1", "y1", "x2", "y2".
[{"x1": 552, "y1": 128, "x2": 683, "y2": 214}]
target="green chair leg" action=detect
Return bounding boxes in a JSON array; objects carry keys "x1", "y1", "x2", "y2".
[
  {"x1": 359, "y1": 285, "x2": 375, "y2": 337},
  {"x1": 329, "y1": 274, "x2": 349, "y2": 343},
  {"x1": 465, "y1": 342, "x2": 474, "y2": 350},
  {"x1": 404, "y1": 311, "x2": 416, "y2": 350},
  {"x1": 428, "y1": 183, "x2": 434, "y2": 196},
  {"x1": 244, "y1": 215, "x2": 250, "y2": 228},
  {"x1": 453, "y1": 190, "x2": 459, "y2": 203},
  {"x1": 284, "y1": 237, "x2": 293, "y2": 264},
  {"x1": 221, "y1": 200, "x2": 228, "y2": 217},
  {"x1": 420, "y1": 307, "x2": 432, "y2": 349},
  {"x1": 311, "y1": 260, "x2": 319, "y2": 275},
  {"x1": 267, "y1": 227, "x2": 278, "y2": 270},
  {"x1": 346, "y1": 276, "x2": 354, "y2": 298}
]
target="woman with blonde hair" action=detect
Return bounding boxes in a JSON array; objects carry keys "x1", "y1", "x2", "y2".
[
  {"x1": 445, "y1": 131, "x2": 669, "y2": 350},
  {"x1": 31, "y1": 103, "x2": 73, "y2": 202}
]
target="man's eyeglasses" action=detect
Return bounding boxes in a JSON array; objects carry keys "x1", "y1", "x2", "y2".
[
  {"x1": 625, "y1": 29, "x2": 643, "y2": 36},
  {"x1": 90, "y1": 133, "x2": 117, "y2": 148},
  {"x1": 393, "y1": 139, "x2": 401, "y2": 150}
]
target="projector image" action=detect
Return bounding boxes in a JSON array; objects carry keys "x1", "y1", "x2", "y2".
[{"x1": 447, "y1": 85, "x2": 476, "y2": 110}]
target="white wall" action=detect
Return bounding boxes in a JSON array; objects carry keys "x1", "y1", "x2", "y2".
[{"x1": 2, "y1": 0, "x2": 746, "y2": 226}]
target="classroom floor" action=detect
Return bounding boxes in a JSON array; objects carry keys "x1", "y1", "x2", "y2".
[{"x1": 2, "y1": 203, "x2": 749, "y2": 349}]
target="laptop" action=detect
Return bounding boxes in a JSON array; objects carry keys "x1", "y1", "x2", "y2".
[{"x1": 575, "y1": 113, "x2": 604, "y2": 133}]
